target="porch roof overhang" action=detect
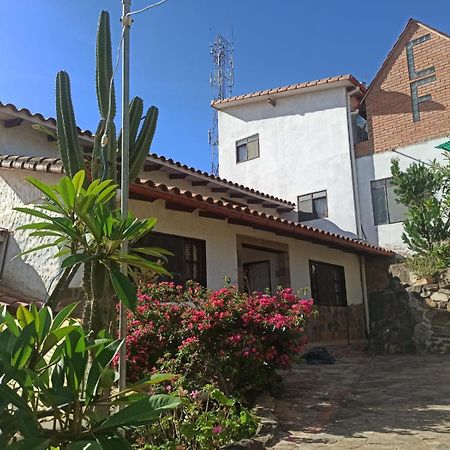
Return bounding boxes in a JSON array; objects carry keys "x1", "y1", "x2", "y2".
[
  {"x1": 131, "y1": 179, "x2": 394, "y2": 258},
  {"x1": 0, "y1": 153, "x2": 394, "y2": 257}
]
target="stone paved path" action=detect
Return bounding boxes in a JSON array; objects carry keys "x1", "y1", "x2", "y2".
[{"x1": 269, "y1": 352, "x2": 450, "y2": 449}]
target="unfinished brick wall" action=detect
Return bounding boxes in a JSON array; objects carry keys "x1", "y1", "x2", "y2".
[{"x1": 359, "y1": 21, "x2": 450, "y2": 157}]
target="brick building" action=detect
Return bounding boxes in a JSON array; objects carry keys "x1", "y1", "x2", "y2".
[{"x1": 216, "y1": 19, "x2": 450, "y2": 254}]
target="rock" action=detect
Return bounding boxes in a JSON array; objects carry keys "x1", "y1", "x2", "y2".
[
  {"x1": 423, "y1": 284, "x2": 440, "y2": 292},
  {"x1": 447, "y1": 303, "x2": 450, "y2": 313},
  {"x1": 414, "y1": 323, "x2": 430, "y2": 342},
  {"x1": 406, "y1": 285, "x2": 423, "y2": 294},
  {"x1": 430, "y1": 292, "x2": 449, "y2": 303},
  {"x1": 426, "y1": 298, "x2": 438, "y2": 308},
  {"x1": 438, "y1": 288, "x2": 450, "y2": 295}
]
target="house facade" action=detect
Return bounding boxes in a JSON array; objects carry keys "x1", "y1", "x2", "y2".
[
  {"x1": 215, "y1": 19, "x2": 450, "y2": 254},
  {"x1": 0, "y1": 102, "x2": 393, "y2": 344}
]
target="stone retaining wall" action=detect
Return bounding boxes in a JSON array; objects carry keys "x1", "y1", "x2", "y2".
[{"x1": 369, "y1": 263, "x2": 450, "y2": 354}]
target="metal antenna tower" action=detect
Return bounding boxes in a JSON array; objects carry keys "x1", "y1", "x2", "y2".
[{"x1": 209, "y1": 34, "x2": 234, "y2": 176}]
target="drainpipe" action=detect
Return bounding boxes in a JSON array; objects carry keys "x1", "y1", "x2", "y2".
[{"x1": 346, "y1": 88, "x2": 371, "y2": 338}]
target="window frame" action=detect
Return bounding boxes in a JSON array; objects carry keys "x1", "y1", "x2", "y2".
[
  {"x1": 309, "y1": 260, "x2": 348, "y2": 307},
  {"x1": 297, "y1": 190, "x2": 328, "y2": 222},
  {"x1": 370, "y1": 177, "x2": 406, "y2": 226},
  {"x1": 235, "y1": 134, "x2": 260, "y2": 163},
  {"x1": 138, "y1": 231, "x2": 207, "y2": 287}
]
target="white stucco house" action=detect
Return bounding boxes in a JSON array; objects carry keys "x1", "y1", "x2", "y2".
[
  {"x1": 215, "y1": 19, "x2": 450, "y2": 254},
  {"x1": 0, "y1": 101, "x2": 393, "y2": 344}
]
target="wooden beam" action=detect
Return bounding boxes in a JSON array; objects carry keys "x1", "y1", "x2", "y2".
[
  {"x1": 191, "y1": 180, "x2": 209, "y2": 186},
  {"x1": 144, "y1": 163, "x2": 162, "y2": 171},
  {"x1": 262, "y1": 203, "x2": 277, "y2": 208},
  {"x1": 169, "y1": 173, "x2": 188, "y2": 180},
  {"x1": 229, "y1": 193, "x2": 247, "y2": 199},
  {"x1": 165, "y1": 201, "x2": 196, "y2": 213},
  {"x1": 199, "y1": 210, "x2": 226, "y2": 220},
  {"x1": 246, "y1": 198, "x2": 264, "y2": 204},
  {"x1": 4, "y1": 118, "x2": 23, "y2": 128},
  {"x1": 211, "y1": 187, "x2": 229, "y2": 193}
]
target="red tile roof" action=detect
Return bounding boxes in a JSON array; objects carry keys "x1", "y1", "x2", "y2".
[
  {"x1": 131, "y1": 179, "x2": 393, "y2": 257},
  {"x1": 212, "y1": 74, "x2": 366, "y2": 108},
  {"x1": 0, "y1": 102, "x2": 93, "y2": 138},
  {"x1": 0, "y1": 154, "x2": 393, "y2": 256},
  {"x1": 146, "y1": 153, "x2": 294, "y2": 207}
]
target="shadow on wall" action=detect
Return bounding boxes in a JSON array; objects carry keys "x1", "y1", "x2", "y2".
[
  {"x1": 220, "y1": 89, "x2": 347, "y2": 123},
  {"x1": 300, "y1": 218, "x2": 359, "y2": 240},
  {"x1": 2, "y1": 236, "x2": 48, "y2": 301},
  {"x1": 373, "y1": 89, "x2": 445, "y2": 115}
]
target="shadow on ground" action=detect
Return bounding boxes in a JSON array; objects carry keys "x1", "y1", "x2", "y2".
[{"x1": 270, "y1": 352, "x2": 450, "y2": 449}]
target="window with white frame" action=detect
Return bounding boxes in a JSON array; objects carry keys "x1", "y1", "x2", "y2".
[
  {"x1": 297, "y1": 190, "x2": 328, "y2": 221},
  {"x1": 371, "y1": 178, "x2": 407, "y2": 225},
  {"x1": 236, "y1": 134, "x2": 260, "y2": 163}
]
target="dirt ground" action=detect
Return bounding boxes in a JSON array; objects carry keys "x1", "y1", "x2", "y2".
[{"x1": 269, "y1": 351, "x2": 450, "y2": 449}]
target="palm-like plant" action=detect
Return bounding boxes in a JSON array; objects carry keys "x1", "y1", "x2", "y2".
[
  {"x1": 0, "y1": 303, "x2": 179, "y2": 449},
  {"x1": 15, "y1": 171, "x2": 169, "y2": 334}
]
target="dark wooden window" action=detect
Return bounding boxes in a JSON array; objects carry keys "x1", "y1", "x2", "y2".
[
  {"x1": 309, "y1": 260, "x2": 347, "y2": 306},
  {"x1": 236, "y1": 134, "x2": 260, "y2": 163},
  {"x1": 371, "y1": 178, "x2": 407, "y2": 225},
  {"x1": 138, "y1": 232, "x2": 207, "y2": 286},
  {"x1": 298, "y1": 190, "x2": 328, "y2": 221}
]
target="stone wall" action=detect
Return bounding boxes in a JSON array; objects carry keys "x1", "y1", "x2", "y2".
[
  {"x1": 369, "y1": 263, "x2": 450, "y2": 354},
  {"x1": 307, "y1": 304, "x2": 365, "y2": 344}
]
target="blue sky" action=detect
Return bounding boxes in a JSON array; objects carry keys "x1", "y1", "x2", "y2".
[{"x1": 2, "y1": 0, "x2": 450, "y2": 172}]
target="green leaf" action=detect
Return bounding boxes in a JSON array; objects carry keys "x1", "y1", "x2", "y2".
[
  {"x1": 109, "y1": 266, "x2": 137, "y2": 310},
  {"x1": 25, "y1": 176, "x2": 64, "y2": 209},
  {"x1": 67, "y1": 442, "x2": 103, "y2": 450},
  {"x1": 61, "y1": 253, "x2": 93, "y2": 268},
  {"x1": 72, "y1": 170, "x2": 86, "y2": 195},
  {"x1": 13, "y1": 242, "x2": 59, "y2": 260},
  {"x1": 100, "y1": 394, "x2": 180, "y2": 430},
  {"x1": 51, "y1": 302, "x2": 79, "y2": 331},
  {"x1": 10, "y1": 437, "x2": 52, "y2": 450},
  {"x1": 14, "y1": 207, "x2": 53, "y2": 221},
  {"x1": 58, "y1": 175, "x2": 76, "y2": 208}
]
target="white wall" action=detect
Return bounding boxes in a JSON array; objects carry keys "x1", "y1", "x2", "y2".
[
  {"x1": 217, "y1": 87, "x2": 359, "y2": 236},
  {"x1": 0, "y1": 170, "x2": 364, "y2": 306},
  {"x1": 356, "y1": 136, "x2": 450, "y2": 253},
  {"x1": 0, "y1": 170, "x2": 62, "y2": 299},
  {"x1": 0, "y1": 122, "x2": 59, "y2": 158}
]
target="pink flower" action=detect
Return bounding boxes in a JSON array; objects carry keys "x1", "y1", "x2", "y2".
[
  {"x1": 189, "y1": 390, "x2": 200, "y2": 399},
  {"x1": 212, "y1": 426, "x2": 223, "y2": 434}
]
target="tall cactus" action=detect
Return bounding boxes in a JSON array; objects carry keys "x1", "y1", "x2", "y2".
[
  {"x1": 55, "y1": 72, "x2": 84, "y2": 178},
  {"x1": 56, "y1": 10, "x2": 158, "y2": 185},
  {"x1": 52, "y1": 10, "x2": 159, "y2": 332}
]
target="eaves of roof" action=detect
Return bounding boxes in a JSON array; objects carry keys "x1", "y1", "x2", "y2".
[
  {"x1": 212, "y1": 74, "x2": 366, "y2": 109},
  {"x1": 0, "y1": 154, "x2": 393, "y2": 257},
  {"x1": 0, "y1": 102, "x2": 93, "y2": 139}
]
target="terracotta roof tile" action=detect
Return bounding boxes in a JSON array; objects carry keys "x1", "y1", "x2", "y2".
[
  {"x1": 0, "y1": 102, "x2": 93, "y2": 137},
  {"x1": 146, "y1": 153, "x2": 294, "y2": 207},
  {"x1": 133, "y1": 178, "x2": 394, "y2": 257},
  {"x1": 212, "y1": 74, "x2": 366, "y2": 107},
  {"x1": 0, "y1": 153, "x2": 393, "y2": 256}
]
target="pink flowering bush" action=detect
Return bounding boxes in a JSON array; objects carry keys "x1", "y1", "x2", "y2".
[{"x1": 125, "y1": 281, "x2": 313, "y2": 397}]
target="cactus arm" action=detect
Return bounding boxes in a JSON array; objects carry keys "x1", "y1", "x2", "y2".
[
  {"x1": 56, "y1": 71, "x2": 85, "y2": 177},
  {"x1": 117, "y1": 97, "x2": 144, "y2": 163},
  {"x1": 96, "y1": 10, "x2": 115, "y2": 120},
  {"x1": 129, "y1": 106, "x2": 158, "y2": 182},
  {"x1": 91, "y1": 121, "x2": 105, "y2": 180}
]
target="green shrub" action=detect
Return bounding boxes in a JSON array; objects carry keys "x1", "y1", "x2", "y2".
[
  {"x1": 0, "y1": 303, "x2": 179, "y2": 449},
  {"x1": 133, "y1": 385, "x2": 258, "y2": 450}
]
